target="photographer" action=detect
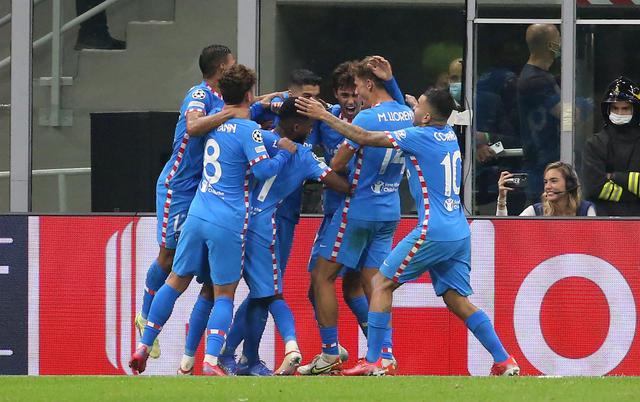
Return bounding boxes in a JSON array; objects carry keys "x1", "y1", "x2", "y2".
[{"x1": 497, "y1": 162, "x2": 596, "y2": 216}]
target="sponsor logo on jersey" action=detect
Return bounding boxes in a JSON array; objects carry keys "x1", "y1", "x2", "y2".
[
  {"x1": 443, "y1": 197, "x2": 459, "y2": 212},
  {"x1": 434, "y1": 131, "x2": 457, "y2": 142},
  {"x1": 192, "y1": 89, "x2": 207, "y2": 100},
  {"x1": 377, "y1": 110, "x2": 414, "y2": 123},
  {"x1": 371, "y1": 180, "x2": 400, "y2": 194},
  {"x1": 252, "y1": 130, "x2": 264, "y2": 143}
]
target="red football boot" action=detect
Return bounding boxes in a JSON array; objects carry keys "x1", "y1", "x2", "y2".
[
  {"x1": 342, "y1": 358, "x2": 386, "y2": 376},
  {"x1": 203, "y1": 361, "x2": 228, "y2": 376},
  {"x1": 128, "y1": 345, "x2": 150, "y2": 375},
  {"x1": 490, "y1": 355, "x2": 520, "y2": 376}
]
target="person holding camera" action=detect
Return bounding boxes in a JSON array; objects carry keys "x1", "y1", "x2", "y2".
[{"x1": 497, "y1": 161, "x2": 595, "y2": 216}]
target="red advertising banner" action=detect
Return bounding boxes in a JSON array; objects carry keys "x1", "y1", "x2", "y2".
[{"x1": 37, "y1": 217, "x2": 640, "y2": 376}]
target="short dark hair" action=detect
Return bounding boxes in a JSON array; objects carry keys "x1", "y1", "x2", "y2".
[
  {"x1": 199, "y1": 45, "x2": 232, "y2": 78},
  {"x1": 350, "y1": 57, "x2": 384, "y2": 89},
  {"x1": 289, "y1": 69, "x2": 322, "y2": 87},
  {"x1": 219, "y1": 64, "x2": 256, "y2": 105},
  {"x1": 278, "y1": 97, "x2": 308, "y2": 123},
  {"x1": 423, "y1": 87, "x2": 456, "y2": 120},
  {"x1": 332, "y1": 61, "x2": 356, "y2": 91}
]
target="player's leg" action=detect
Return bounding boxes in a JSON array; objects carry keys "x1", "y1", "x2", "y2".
[
  {"x1": 342, "y1": 270, "x2": 369, "y2": 337},
  {"x1": 435, "y1": 237, "x2": 518, "y2": 375},
  {"x1": 237, "y1": 298, "x2": 271, "y2": 376},
  {"x1": 218, "y1": 297, "x2": 249, "y2": 374},
  {"x1": 268, "y1": 295, "x2": 301, "y2": 375},
  {"x1": 178, "y1": 283, "x2": 214, "y2": 375},
  {"x1": 129, "y1": 215, "x2": 206, "y2": 374},
  {"x1": 202, "y1": 224, "x2": 244, "y2": 376}
]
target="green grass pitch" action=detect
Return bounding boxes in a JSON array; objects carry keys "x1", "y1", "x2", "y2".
[{"x1": 0, "y1": 376, "x2": 639, "y2": 401}]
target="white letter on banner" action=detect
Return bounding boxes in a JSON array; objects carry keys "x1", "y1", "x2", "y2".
[{"x1": 514, "y1": 254, "x2": 636, "y2": 376}]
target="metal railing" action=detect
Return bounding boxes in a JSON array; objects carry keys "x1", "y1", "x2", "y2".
[{"x1": 0, "y1": 167, "x2": 91, "y2": 212}]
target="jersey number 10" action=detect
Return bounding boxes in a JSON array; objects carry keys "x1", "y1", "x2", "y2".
[{"x1": 440, "y1": 150, "x2": 462, "y2": 197}]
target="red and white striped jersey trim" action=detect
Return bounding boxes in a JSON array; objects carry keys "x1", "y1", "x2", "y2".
[
  {"x1": 270, "y1": 209, "x2": 280, "y2": 293},
  {"x1": 392, "y1": 155, "x2": 430, "y2": 283},
  {"x1": 240, "y1": 168, "x2": 251, "y2": 275},
  {"x1": 164, "y1": 134, "x2": 190, "y2": 188},
  {"x1": 330, "y1": 149, "x2": 364, "y2": 262},
  {"x1": 341, "y1": 140, "x2": 358, "y2": 152},
  {"x1": 386, "y1": 131, "x2": 400, "y2": 150},
  {"x1": 318, "y1": 167, "x2": 332, "y2": 181},
  {"x1": 205, "y1": 83, "x2": 223, "y2": 101},
  {"x1": 160, "y1": 189, "x2": 173, "y2": 247},
  {"x1": 249, "y1": 154, "x2": 269, "y2": 167},
  {"x1": 208, "y1": 329, "x2": 226, "y2": 337}
]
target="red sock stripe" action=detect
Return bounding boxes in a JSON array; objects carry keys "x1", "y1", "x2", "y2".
[
  {"x1": 322, "y1": 342, "x2": 338, "y2": 349},
  {"x1": 393, "y1": 155, "x2": 430, "y2": 283},
  {"x1": 330, "y1": 149, "x2": 363, "y2": 262},
  {"x1": 208, "y1": 329, "x2": 227, "y2": 337},
  {"x1": 144, "y1": 286, "x2": 157, "y2": 296},
  {"x1": 382, "y1": 347, "x2": 393, "y2": 355},
  {"x1": 147, "y1": 321, "x2": 162, "y2": 331}
]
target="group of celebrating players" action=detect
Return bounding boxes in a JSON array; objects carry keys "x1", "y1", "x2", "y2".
[{"x1": 127, "y1": 44, "x2": 521, "y2": 377}]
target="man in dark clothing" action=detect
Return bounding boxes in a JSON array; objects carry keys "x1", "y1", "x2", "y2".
[
  {"x1": 517, "y1": 24, "x2": 561, "y2": 202},
  {"x1": 75, "y1": 0, "x2": 126, "y2": 50},
  {"x1": 582, "y1": 76, "x2": 640, "y2": 216}
]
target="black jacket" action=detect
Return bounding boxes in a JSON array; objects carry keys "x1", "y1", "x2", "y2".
[{"x1": 582, "y1": 124, "x2": 640, "y2": 216}]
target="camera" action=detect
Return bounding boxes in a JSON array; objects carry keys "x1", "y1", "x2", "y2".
[{"x1": 504, "y1": 173, "x2": 528, "y2": 189}]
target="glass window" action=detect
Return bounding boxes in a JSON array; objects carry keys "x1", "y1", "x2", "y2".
[
  {"x1": 473, "y1": 23, "x2": 562, "y2": 215},
  {"x1": 262, "y1": 3, "x2": 465, "y2": 215},
  {"x1": 477, "y1": 1, "x2": 561, "y2": 19},
  {"x1": 578, "y1": 3, "x2": 640, "y2": 20},
  {"x1": 30, "y1": 0, "x2": 236, "y2": 212},
  {"x1": 0, "y1": 1, "x2": 10, "y2": 212}
]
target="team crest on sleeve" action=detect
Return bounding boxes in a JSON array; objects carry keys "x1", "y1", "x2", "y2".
[
  {"x1": 395, "y1": 129, "x2": 407, "y2": 140},
  {"x1": 192, "y1": 89, "x2": 207, "y2": 100},
  {"x1": 252, "y1": 130, "x2": 264, "y2": 143}
]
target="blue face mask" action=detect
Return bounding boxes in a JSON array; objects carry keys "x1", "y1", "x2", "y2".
[{"x1": 449, "y1": 82, "x2": 462, "y2": 104}]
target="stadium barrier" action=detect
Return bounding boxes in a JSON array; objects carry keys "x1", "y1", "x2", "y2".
[{"x1": 0, "y1": 216, "x2": 638, "y2": 376}]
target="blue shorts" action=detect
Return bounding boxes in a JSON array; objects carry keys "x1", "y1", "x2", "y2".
[
  {"x1": 172, "y1": 215, "x2": 244, "y2": 286},
  {"x1": 243, "y1": 234, "x2": 283, "y2": 299},
  {"x1": 275, "y1": 216, "x2": 296, "y2": 276},
  {"x1": 308, "y1": 213, "x2": 333, "y2": 272},
  {"x1": 155, "y1": 186, "x2": 193, "y2": 250},
  {"x1": 380, "y1": 230, "x2": 472, "y2": 297},
  {"x1": 319, "y1": 214, "x2": 398, "y2": 271}
]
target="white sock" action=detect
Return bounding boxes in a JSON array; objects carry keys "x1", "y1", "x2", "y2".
[
  {"x1": 382, "y1": 358, "x2": 395, "y2": 367},
  {"x1": 180, "y1": 355, "x2": 195, "y2": 371},
  {"x1": 321, "y1": 352, "x2": 339, "y2": 362},
  {"x1": 285, "y1": 340, "x2": 299, "y2": 354},
  {"x1": 204, "y1": 354, "x2": 218, "y2": 366}
]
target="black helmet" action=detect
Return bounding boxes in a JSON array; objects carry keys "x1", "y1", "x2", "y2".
[{"x1": 601, "y1": 76, "x2": 640, "y2": 126}]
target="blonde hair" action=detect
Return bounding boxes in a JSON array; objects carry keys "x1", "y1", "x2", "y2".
[{"x1": 540, "y1": 161, "x2": 582, "y2": 216}]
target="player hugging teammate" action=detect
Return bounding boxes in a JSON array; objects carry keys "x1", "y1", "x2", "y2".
[{"x1": 128, "y1": 45, "x2": 519, "y2": 377}]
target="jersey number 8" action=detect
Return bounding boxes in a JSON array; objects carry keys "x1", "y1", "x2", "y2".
[{"x1": 200, "y1": 138, "x2": 222, "y2": 192}]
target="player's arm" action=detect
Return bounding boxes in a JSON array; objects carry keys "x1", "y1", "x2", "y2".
[
  {"x1": 296, "y1": 97, "x2": 393, "y2": 149},
  {"x1": 185, "y1": 108, "x2": 234, "y2": 136},
  {"x1": 250, "y1": 138, "x2": 297, "y2": 181},
  {"x1": 330, "y1": 142, "x2": 356, "y2": 172},
  {"x1": 321, "y1": 170, "x2": 351, "y2": 195},
  {"x1": 368, "y1": 55, "x2": 405, "y2": 105}
]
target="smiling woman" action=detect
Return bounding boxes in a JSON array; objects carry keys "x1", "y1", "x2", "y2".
[{"x1": 496, "y1": 161, "x2": 597, "y2": 216}]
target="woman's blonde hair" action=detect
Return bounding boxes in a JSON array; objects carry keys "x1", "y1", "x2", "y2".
[{"x1": 540, "y1": 161, "x2": 582, "y2": 216}]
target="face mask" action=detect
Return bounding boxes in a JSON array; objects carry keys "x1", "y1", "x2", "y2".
[
  {"x1": 610, "y1": 112, "x2": 633, "y2": 125},
  {"x1": 449, "y1": 82, "x2": 462, "y2": 104}
]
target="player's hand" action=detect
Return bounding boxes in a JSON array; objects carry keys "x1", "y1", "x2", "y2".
[
  {"x1": 295, "y1": 97, "x2": 331, "y2": 120},
  {"x1": 277, "y1": 137, "x2": 297, "y2": 154},
  {"x1": 405, "y1": 94, "x2": 418, "y2": 110},
  {"x1": 368, "y1": 55, "x2": 393, "y2": 81},
  {"x1": 498, "y1": 171, "x2": 514, "y2": 198},
  {"x1": 258, "y1": 91, "x2": 281, "y2": 109}
]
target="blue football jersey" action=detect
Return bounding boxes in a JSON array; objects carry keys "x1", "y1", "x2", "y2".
[
  {"x1": 248, "y1": 131, "x2": 330, "y2": 245},
  {"x1": 188, "y1": 118, "x2": 274, "y2": 232},
  {"x1": 317, "y1": 104, "x2": 351, "y2": 215},
  {"x1": 388, "y1": 125, "x2": 470, "y2": 241},
  {"x1": 344, "y1": 101, "x2": 414, "y2": 221},
  {"x1": 157, "y1": 81, "x2": 224, "y2": 193}
]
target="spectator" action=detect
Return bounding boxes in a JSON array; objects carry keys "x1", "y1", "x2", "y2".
[
  {"x1": 517, "y1": 24, "x2": 561, "y2": 203},
  {"x1": 497, "y1": 161, "x2": 595, "y2": 216},
  {"x1": 582, "y1": 76, "x2": 640, "y2": 216},
  {"x1": 75, "y1": 0, "x2": 126, "y2": 50}
]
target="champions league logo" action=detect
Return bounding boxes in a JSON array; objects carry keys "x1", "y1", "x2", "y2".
[
  {"x1": 252, "y1": 130, "x2": 264, "y2": 143},
  {"x1": 192, "y1": 89, "x2": 206, "y2": 100}
]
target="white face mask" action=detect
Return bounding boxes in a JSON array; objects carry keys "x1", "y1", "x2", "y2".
[{"x1": 610, "y1": 112, "x2": 633, "y2": 125}]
